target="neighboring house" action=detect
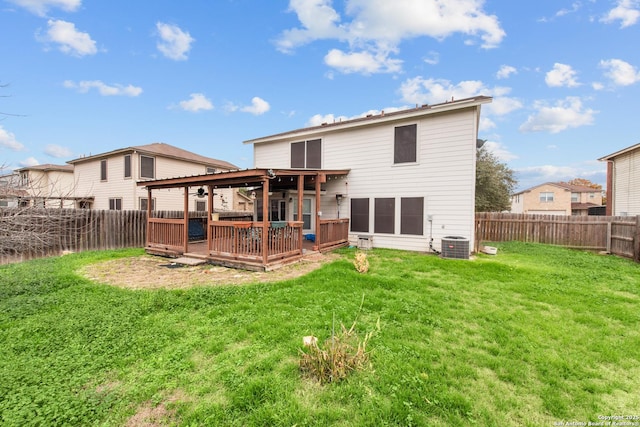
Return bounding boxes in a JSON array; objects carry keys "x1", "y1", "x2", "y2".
[
  {"x1": 11, "y1": 164, "x2": 77, "y2": 208},
  {"x1": 245, "y1": 95, "x2": 492, "y2": 253},
  {"x1": 67, "y1": 142, "x2": 240, "y2": 211},
  {"x1": 0, "y1": 172, "x2": 23, "y2": 207},
  {"x1": 599, "y1": 142, "x2": 640, "y2": 216},
  {"x1": 510, "y1": 182, "x2": 603, "y2": 216}
]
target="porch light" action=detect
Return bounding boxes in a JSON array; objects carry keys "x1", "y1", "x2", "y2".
[{"x1": 336, "y1": 194, "x2": 343, "y2": 204}]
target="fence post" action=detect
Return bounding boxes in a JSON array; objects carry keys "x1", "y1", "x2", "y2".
[{"x1": 635, "y1": 216, "x2": 640, "y2": 262}]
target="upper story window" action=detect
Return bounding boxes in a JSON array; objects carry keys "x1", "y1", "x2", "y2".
[
  {"x1": 394, "y1": 124, "x2": 417, "y2": 164},
  {"x1": 140, "y1": 155, "x2": 155, "y2": 179},
  {"x1": 100, "y1": 159, "x2": 107, "y2": 181},
  {"x1": 589, "y1": 192, "x2": 595, "y2": 199},
  {"x1": 19, "y1": 171, "x2": 29, "y2": 186},
  {"x1": 540, "y1": 192, "x2": 554, "y2": 202},
  {"x1": 124, "y1": 154, "x2": 131, "y2": 179},
  {"x1": 571, "y1": 193, "x2": 579, "y2": 202},
  {"x1": 291, "y1": 139, "x2": 321, "y2": 169},
  {"x1": 206, "y1": 167, "x2": 216, "y2": 174}
]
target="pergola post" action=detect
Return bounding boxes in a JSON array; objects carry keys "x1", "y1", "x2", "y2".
[
  {"x1": 313, "y1": 173, "x2": 324, "y2": 251},
  {"x1": 297, "y1": 174, "x2": 304, "y2": 252},
  {"x1": 146, "y1": 186, "x2": 152, "y2": 248},
  {"x1": 183, "y1": 185, "x2": 189, "y2": 254},
  {"x1": 262, "y1": 178, "x2": 269, "y2": 265}
]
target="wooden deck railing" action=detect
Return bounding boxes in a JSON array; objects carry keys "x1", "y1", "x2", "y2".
[
  {"x1": 208, "y1": 221, "x2": 304, "y2": 261},
  {"x1": 319, "y1": 218, "x2": 350, "y2": 250},
  {"x1": 147, "y1": 218, "x2": 185, "y2": 250}
]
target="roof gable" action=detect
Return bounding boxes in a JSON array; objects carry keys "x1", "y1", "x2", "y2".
[
  {"x1": 244, "y1": 95, "x2": 492, "y2": 145},
  {"x1": 599, "y1": 142, "x2": 640, "y2": 161},
  {"x1": 68, "y1": 142, "x2": 238, "y2": 170}
]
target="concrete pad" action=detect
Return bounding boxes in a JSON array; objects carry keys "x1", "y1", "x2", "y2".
[{"x1": 173, "y1": 257, "x2": 208, "y2": 266}]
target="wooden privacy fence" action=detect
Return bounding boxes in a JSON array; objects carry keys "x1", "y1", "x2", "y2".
[
  {"x1": 475, "y1": 212, "x2": 640, "y2": 261},
  {"x1": 0, "y1": 208, "x2": 215, "y2": 265}
]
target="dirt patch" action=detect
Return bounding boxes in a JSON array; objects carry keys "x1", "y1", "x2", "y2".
[
  {"x1": 79, "y1": 252, "x2": 342, "y2": 290},
  {"x1": 125, "y1": 391, "x2": 185, "y2": 427}
]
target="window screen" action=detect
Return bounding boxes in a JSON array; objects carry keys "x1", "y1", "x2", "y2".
[
  {"x1": 401, "y1": 197, "x2": 423, "y2": 235},
  {"x1": 350, "y1": 198, "x2": 369, "y2": 233},
  {"x1": 291, "y1": 142, "x2": 305, "y2": 168},
  {"x1": 394, "y1": 124, "x2": 417, "y2": 164},
  {"x1": 306, "y1": 139, "x2": 321, "y2": 168},
  {"x1": 140, "y1": 155, "x2": 155, "y2": 179},
  {"x1": 375, "y1": 198, "x2": 395, "y2": 234}
]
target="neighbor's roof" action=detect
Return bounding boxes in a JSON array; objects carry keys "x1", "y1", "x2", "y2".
[
  {"x1": 16, "y1": 164, "x2": 74, "y2": 173},
  {"x1": 598, "y1": 142, "x2": 640, "y2": 161},
  {"x1": 244, "y1": 95, "x2": 492, "y2": 145},
  {"x1": 68, "y1": 142, "x2": 238, "y2": 170},
  {"x1": 513, "y1": 181, "x2": 601, "y2": 196}
]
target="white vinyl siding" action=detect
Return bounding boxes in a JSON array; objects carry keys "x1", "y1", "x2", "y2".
[
  {"x1": 253, "y1": 108, "x2": 479, "y2": 252},
  {"x1": 612, "y1": 149, "x2": 640, "y2": 216}
]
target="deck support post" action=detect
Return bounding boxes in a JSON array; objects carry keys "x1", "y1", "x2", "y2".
[
  {"x1": 146, "y1": 186, "x2": 152, "y2": 248},
  {"x1": 297, "y1": 174, "x2": 304, "y2": 252},
  {"x1": 313, "y1": 173, "x2": 324, "y2": 251},
  {"x1": 207, "y1": 185, "x2": 214, "y2": 251},
  {"x1": 262, "y1": 177, "x2": 269, "y2": 266},
  {"x1": 183, "y1": 185, "x2": 189, "y2": 254}
]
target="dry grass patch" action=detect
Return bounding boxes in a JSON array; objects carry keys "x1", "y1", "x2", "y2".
[{"x1": 79, "y1": 252, "x2": 341, "y2": 289}]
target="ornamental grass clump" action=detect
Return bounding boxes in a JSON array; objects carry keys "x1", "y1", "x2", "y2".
[
  {"x1": 299, "y1": 298, "x2": 379, "y2": 384},
  {"x1": 353, "y1": 251, "x2": 369, "y2": 273}
]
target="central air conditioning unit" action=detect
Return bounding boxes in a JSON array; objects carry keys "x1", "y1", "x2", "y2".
[
  {"x1": 357, "y1": 235, "x2": 373, "y2": 250},
  {"x1": 441, "y1": 236, "x2": 469, "y2": 259}
]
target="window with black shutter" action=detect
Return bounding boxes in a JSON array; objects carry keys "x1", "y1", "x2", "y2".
[
  {"x1": 375, "y1": 198, "x2": 395, "y2": 234},
  {"x1": 401, "y1": 197, "x2": 424, "y2": 235},
  {"x1": 100, "y1": 159, "x2": 107, "y2": 181},
  {"x1": 394, "y1": 124, "x2": 417, "y2": 164},
  {"x1": 350, "y1": 198, "x2": 369, "y2": 233},
  {"x1": 140, "y1": 155, "x2": 155, "y2": 179},
  {"x1": 124, "y1": 155, "x2": 131, "y2": 178}
]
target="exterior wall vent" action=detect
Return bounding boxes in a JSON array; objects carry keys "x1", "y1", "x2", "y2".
[
  {"x1": 441, "y1": 236, "x2": 469, "y2": 259},
  {"x1": 357, "y1": 235, "x2": 373, "y2": 250}
]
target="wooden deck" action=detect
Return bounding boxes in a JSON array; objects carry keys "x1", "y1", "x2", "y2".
[{"x1": 146, "y1": 218, "x2": 349, "y2": 271}]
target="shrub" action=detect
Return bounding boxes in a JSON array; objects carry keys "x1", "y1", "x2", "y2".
[
  {"x1": 353, "y1": 251, "x2": 369, "y2": 273},
  {"x1": 299, "y1": 298, "x2": 379, "y2": 384}
]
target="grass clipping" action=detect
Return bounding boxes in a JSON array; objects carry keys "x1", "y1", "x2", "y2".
[{"x1": 299, "y1": 297, "x2": 379, "y2": 384}]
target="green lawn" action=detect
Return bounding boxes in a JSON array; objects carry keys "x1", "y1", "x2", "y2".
[{"x1": 1, "y1": 242, "x2": 639, "y2": 426}]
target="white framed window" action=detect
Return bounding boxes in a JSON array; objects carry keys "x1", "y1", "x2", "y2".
[
  {"x1": 124, "y1": 154, "x2": 132, "y2": 179},
  {"x1": 139, "y1": 197, "x2": 155, "y2": 211},
  {"x1": 571, "y1": 193, "x2": 579, "y2": 202},
  {"x1": 540, "y1": 192, "x2": 554, "y2": 202},
  {"x1": 109, "y1": 198, "x2": 122, "y2": 210},
  {"x1": 100, "y1": 159, "x2": 108, "y2": 181}
]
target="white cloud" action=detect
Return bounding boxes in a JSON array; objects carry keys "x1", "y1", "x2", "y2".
[
  {"x1": 44, "y1": 144, "x2": 73, "y2": 158},
  {"x1": 7, "y1": 0, "x2": 81, "y2": 16},
  {"x1": 398, "y1": 77, "x2": 522, "y2": 117},
  {"x1": 240, "y1": 97, "x2": 270, "y2": 115},
  {"x1": 178, "y1": 93, "x2": 213, "y2": 112},
  {"x1": 484, "y1": 141, "x2": 518, "y2": 162},
  {"x1": 519, "y1": 97, "x2": 596, "y2": 134},
  {"x1": 276, "y1": 0, "x2": 505, "y2": 74},
  {"x1": 0, "y1": 126, "x2": 26, "y2": 151},
  {"x1": 324, "y1": 48, "x2": 402, "y2": 74},
  {"x1": 423, "y1": 51, "x2": 439, "y2": 65},
  {"x1": 545, "y1": 63, "x2": 580, "y2": 87},
  {"x1": 496, "y1": 65, "x2": 517, "y2": 79},
  {"x1": 156, "y1": 22, "x2": 194, "y2": 61},
  {"x1": 39, "y1": 19, "x2": 97, "y2": 57},
  {"x1": 19, "y1": 157, "x2": 40, "y2": 167},
  {"x1": 63, "y1": 80, "x2": 142, "y2": 96},
  {"x1": 599, "y1": 58, "x2": 640, "y2": 86},
  {"x1": 601, "y1": 0, "x2": 640, "y2": 28}
]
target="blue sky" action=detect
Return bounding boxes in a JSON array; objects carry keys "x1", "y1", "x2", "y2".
[{"x1": 1, "y1": 0, "x2": 640, "y2": 191}]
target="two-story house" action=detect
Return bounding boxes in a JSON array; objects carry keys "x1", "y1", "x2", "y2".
[
  {"x1": 68, "y1": 142, "x2": 239, "y2": 211},
  {"x1": 10, "y1": 164, "x2": 76, "y2": 208},
  {"x1": 599, "y1": 142, "x2": 640, "y2": 216},
  {"x1": 510, "y1": 182, "x2": 603, "y2": 216}
]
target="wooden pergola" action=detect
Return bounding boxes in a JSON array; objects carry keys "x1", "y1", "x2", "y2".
[{"x1": 138, "y1": 168, "x2": 350, "y2": 270}]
